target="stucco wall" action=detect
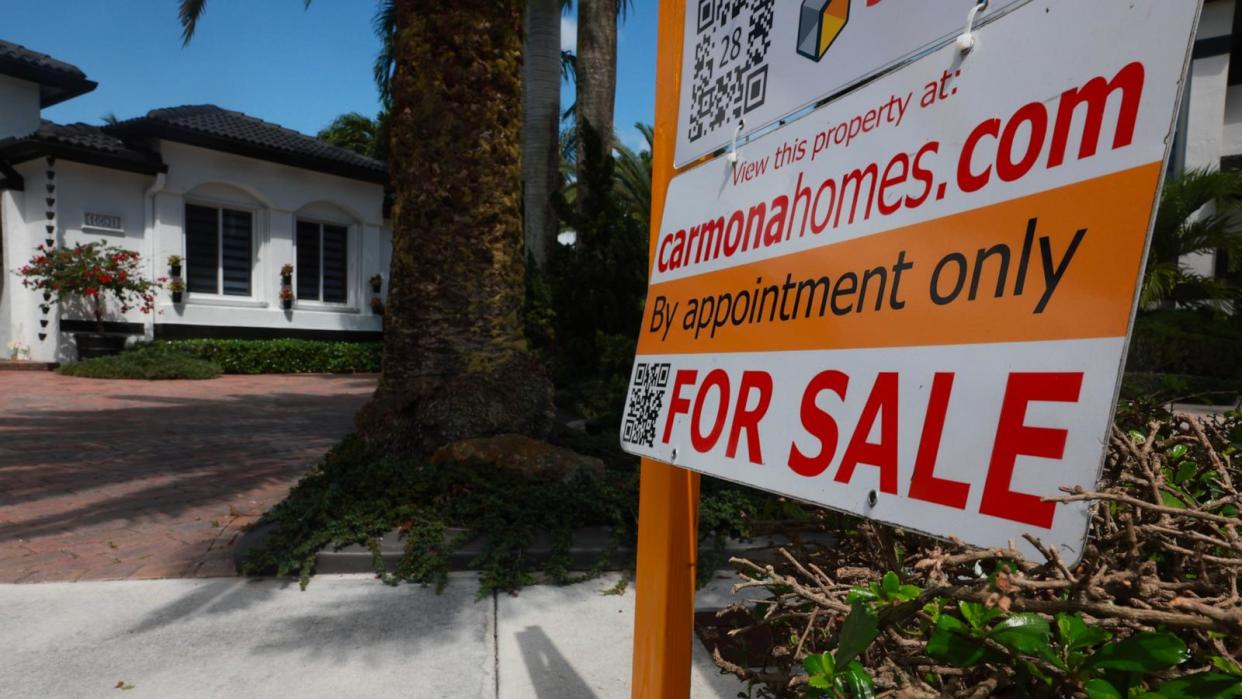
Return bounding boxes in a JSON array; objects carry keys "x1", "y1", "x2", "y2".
[
  {"x1": 0, "y1": 141, "x2": 390, "y2": 361},
  {"x1": 0, "y1": 75, "x2": 39, "y2": 141}
]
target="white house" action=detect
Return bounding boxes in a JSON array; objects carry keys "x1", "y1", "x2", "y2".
[
  {"x1": 0, "y1": 39, "x2": 390, "y2": 363},
  {"x1": 1172, "y1": 0, "x2": 1242, "y2": 280}
]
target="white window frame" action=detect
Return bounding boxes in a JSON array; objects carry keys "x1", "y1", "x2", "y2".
[
  {"x1": 293, "y1": 217, "x2": 355, "y2": 310},
  {"x1": 183, "y1": 197, "x2": 264, "y2": 306}
]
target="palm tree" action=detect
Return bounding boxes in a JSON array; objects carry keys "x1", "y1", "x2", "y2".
[
  {"x1": 522, "y1": 0, "x2": 563, "y2": 268},
  {"x1": 613, "y1": 123, "x2": 653, "y2": 232},
  {"x1": 573, "y1": 0, "x2": 629, "y2": 211},
  {"x1": 181, "y1": 0, "x2": 553, "y2": 454},
  {"x1": 1142, "y1": 167, "x2": 1242, "y2": 312},
  {"x1": 317, "y1": 111, "x2": 386, "y2": 160}
]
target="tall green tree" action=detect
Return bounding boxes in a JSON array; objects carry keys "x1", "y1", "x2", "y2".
[
  {"x1": 522, "y1": 0, "x2": 564, "y2": 268},
  {"x1": 1142, "y1": 167, "x2": 1242, "y2": 312},
  {"x1": 181, "y1": 0, "x2": 552, "y2": 455},
  {"x1": 317, "y1": 111, "x2": 388, "y2": 161}
]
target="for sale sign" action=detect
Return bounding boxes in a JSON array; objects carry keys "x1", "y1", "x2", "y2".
[{"x1": 622, "y1": 0, "x2": 1201, "y2": 563}]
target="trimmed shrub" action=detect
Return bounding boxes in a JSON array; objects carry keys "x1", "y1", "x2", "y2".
[
  {"x1": 59, "y1": 345, "x2": 221, "y2": 380},
  {"x1": 152, "y1": 338, "x2": 381, "y2": 374},
  {"x1": 1127, "y1": 309, "x2": 1242, "y2": 378},
  {"x1": 1121, "y1": 371, "x2": 1242, "y2": 404}
]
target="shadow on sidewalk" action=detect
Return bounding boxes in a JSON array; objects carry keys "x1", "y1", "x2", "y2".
[{"x1": 516, "y1": 625, "x2": 599, "y2": 698}]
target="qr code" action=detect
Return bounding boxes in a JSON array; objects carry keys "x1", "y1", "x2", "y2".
[
  {"x1": 687, "y1": 0, "x2": 775, "y2": 144},
  {"x1": 622, "y1": 362, "x2": 672, "y2": 449}
]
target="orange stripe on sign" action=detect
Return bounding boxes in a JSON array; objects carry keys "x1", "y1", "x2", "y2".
[{"x1": 637, "y1": 162, "x2": 1161, "y2": 355}]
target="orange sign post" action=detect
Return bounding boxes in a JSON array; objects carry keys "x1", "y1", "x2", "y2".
[{"x1": 630, "y1": 0, "x2": 698, "y2": 697}]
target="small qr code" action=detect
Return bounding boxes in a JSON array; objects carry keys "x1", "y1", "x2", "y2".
[
  {"x1": 622, "y1": 362, "x2": 672, "y2": 449},
  {"x1": 688, "y1": 0, "x2": 775, "y2": 144}
]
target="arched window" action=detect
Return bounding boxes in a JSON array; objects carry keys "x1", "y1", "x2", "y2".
[
  {"x1": 183, "y1": 183, "x2": 264, "y2": 298},
  {"x1": 294, "y1": 202, "x2": 357, "y2": 305}
]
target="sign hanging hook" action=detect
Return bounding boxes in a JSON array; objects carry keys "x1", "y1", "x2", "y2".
[
  {"x1": 727, "y1": 119, "x2": 746, "y2": 165},
  {"x1": 956, "y1": 0, "x2": 989, "y2": 54}
]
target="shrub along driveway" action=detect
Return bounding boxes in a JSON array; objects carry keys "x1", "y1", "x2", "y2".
[{"x1": 0, "y1": 372, "x2": 376, "y2": 582}]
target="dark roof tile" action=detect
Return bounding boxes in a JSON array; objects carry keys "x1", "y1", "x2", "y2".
[
  {"x1": 0, "y1": 39, "x2": 96, "y2": 106},
  {"x1": 108, "y1": 105, "x2": 386, "y2": 184},
  {"x1": 0, "y1": 121, "x2": 164, "y2": 175}
]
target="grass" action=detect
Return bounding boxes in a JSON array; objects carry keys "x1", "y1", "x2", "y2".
[{"x1": 58, "y1": 345, "x2": 222, "y2": 380}]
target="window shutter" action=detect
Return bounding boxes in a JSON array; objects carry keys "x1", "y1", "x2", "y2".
[
  {"x1": 220, "y1": 209, "x2": 252, "y2": 296},
  {"x1": 185, "y1": 205, "x2": 219, "y2": 294},
  {"x1": 296, "y1": 221, "x2": 320, "y2": 300},
  {"x1": 322, "y1": 225, "x2": 348, "y2": 303}
]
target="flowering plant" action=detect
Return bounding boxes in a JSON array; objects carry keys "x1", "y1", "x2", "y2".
[
  {"x1": 280, "y1": 263, "x2": 294, "y2": 277},
  {"x1": 167, "y1": 254, "x2": 183, "y2": 267},
  {"x1": 279, "y1": 286, "x2": 294, "y2": 301},
  {"x1": 168, "y1": 278, "x2": 186, "y2": 293},
  {"x1": 18, "y1": 241, "x2": 158, "y2": 333}
]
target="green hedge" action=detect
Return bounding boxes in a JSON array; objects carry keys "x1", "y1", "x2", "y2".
[
  {"x1": 1120, "y1": 372, "x2": 1242, "y2": 405},
  {"x1": 59, "y1": 345, "x2": 222, "y2": 380},
  {"x1": 1127, "y1": 310, "x2": 1242, "y2": 378},
  {"x1": 152, "y1": 339, "x2": 382, "y2": 374}
]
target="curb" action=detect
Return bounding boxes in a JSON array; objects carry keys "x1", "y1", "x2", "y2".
[{"x1": 234, "y1": 524, "x2": 834, "y2": 575}]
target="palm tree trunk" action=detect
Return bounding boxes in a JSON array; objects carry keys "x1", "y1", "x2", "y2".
[
  {"x1": 575, "y1": 0, "x2": 618, "y2": 183},
  {"x1": 357, "y1": 0, "x2": 553, "y2": 456},
  {"x1": 522, "y1": 0, "x2": 562, "y2": 269}
]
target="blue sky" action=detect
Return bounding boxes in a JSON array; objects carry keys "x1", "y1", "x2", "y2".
[{"x1": 0, "y1": 0, "x2": 657, "y2": 151}]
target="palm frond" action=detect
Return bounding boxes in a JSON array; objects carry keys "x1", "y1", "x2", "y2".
[{"x1": 178, "y1": 0, "x2": 208, "y2": 46}]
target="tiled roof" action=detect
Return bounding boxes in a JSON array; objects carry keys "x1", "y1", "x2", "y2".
[
  {"x1": 0, "y1": 39, "x2": 96, "y2": 107},
  {"x1": 0, "y1": 121, "x2": 163, "y2": 175},
  {"x1": 108, "y1": 105, "x2": 387, "y2": 184}
]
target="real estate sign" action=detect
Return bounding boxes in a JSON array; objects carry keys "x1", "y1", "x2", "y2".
[
  {"x1": 674, "y1": 0, "x2": 1027, "y2": 165},
  {"x1": 622, "y1": 0, "x2": 1200, "y2": 563}
]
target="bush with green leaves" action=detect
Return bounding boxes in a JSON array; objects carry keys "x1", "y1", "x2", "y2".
[
  {"x1": 151, "y1": 338, "x2": 381, "y2": 374},
  {"x1": 711, "y1": 404, "x2": 1242, "y2": 697},
  {"x1": 58, "y1": 344, "x2": 221, "y2": 380}
]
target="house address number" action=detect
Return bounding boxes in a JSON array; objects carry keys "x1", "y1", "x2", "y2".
[{"x1": 84, "y1": 212, "x2": 123, "y2": 232}]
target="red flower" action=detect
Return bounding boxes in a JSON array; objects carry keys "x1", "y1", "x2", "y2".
[{"x1": 84, "y1": 287, "x2": 97, "y2": 297}]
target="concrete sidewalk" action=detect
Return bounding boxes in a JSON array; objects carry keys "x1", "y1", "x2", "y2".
[{"x1": 0, "y1": 573, "x2": 751, "y2": 698}]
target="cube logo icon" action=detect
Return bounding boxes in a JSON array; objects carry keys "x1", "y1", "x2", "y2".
[{"x1": 797, "y1": 0, "x2": 850, "y2": 62}]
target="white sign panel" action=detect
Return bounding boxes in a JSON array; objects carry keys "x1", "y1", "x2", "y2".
[
  {"x1": 675, "y1": 0, "x2": 1027, "y2": 166},
  {"x1": 627, "y1": 0, "x2": 1199, "y2": 563}
]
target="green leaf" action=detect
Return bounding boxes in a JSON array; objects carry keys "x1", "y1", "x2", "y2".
[
  {"x1": 881, "y1": 571, "x2": 900, "y2": 597},
  {"x1": 1153, "y1": 672, "x2": 1242, "y2": 698},
  {"x1": 1167, "y1": 443, "x2": 1188, "y2": 460},
  {"x1": 835, "y1": 603, "x2": 880, "y2": 666},
  {"x1": 927, "y1": 614, "x2": 990, "y2": 667},
  {"x1": 959, "y1": 601, "x2": 992, "y2": 630},
  {"x1": 1174, "y1": 461, "x2": 1198, "y2": 484},
  {"x1": 807, "y1": 674, "x2": 833, "y2": 690},
  {"x1": 1128, "y1": 430, "x2": 1147, "y2": 445},
  {"x1": 1056, "y1": 613, "x2": 1111, "y2": 651},
  {"x1": 804, "y1": 652, "x2": 834, "y2": 677},
  {"x1": 1213, "y1": 656, "x2": 1242, "y2": 677},
  {"x1": 846, "y1": 587, "x2": 879, "y2": 605},
  {"x1": 1083, "y1": 632, "x2": 1189, "y2": 673},
  {"x1": 834, "y1": 661, "x2": 876, "y2": 699},
  {"x1": 1083, "y1": 678, "x2": 1123, "y2": 699},
  {"x1": 1160, "y1": 490, "x2": 1188, "y2": 509},
  {"x1": 988, "y1": 613, "x2": 1050, "y2": 655}
]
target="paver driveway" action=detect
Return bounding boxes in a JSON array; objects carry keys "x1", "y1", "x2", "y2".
[{"x1": 0, "y1": 372, "x2": 376, "y2": 582}]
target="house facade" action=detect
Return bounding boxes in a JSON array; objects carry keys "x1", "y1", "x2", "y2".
[{"x1": 0, "y1": 40, "x2": 389, "y2": 363}]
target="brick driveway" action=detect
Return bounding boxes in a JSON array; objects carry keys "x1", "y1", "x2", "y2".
[{"x1": 0, "y1": 372, "x2": 376, "y2": 583}]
